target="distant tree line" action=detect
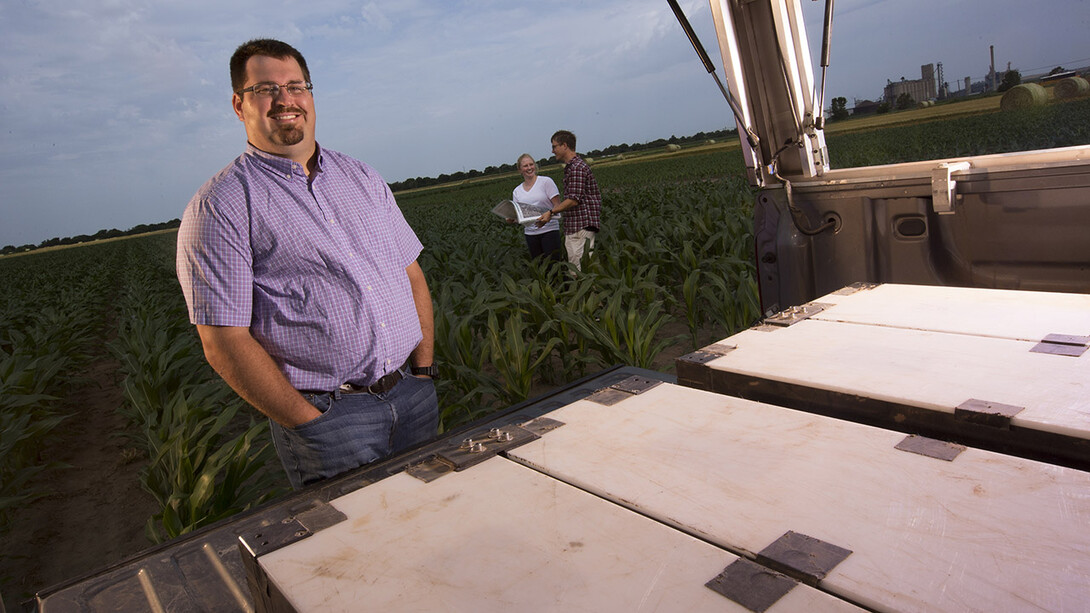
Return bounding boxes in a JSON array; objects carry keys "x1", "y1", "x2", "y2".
[
  {"x1": 387, "y1": 127, "x2": 737, "y2": 192},
  {"x1": 2, "y1": 219, "x2": 181, "y2": 256},
  {"x1": 6, "y1": 127, "x2": 740, "y2": 255}
]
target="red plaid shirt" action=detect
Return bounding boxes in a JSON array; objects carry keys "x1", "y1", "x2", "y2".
[{"x1": 560, "y1": 155, "x2": 602, "y2": 235}]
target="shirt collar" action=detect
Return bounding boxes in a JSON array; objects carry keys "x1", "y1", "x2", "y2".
[{"x1": 245, "y1": 142, "x2": 325, "y2": 177}]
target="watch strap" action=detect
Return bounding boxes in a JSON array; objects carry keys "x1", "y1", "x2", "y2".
[{"x1": 411, "y1": 365, "x2": 440, "y2": 378}]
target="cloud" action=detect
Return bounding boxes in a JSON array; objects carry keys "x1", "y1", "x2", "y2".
[
  {"x1": 1, "y1": 0, "x2": 1087, "y2": 247},
  {"x1": 360, "y1": 2, "x2": 394, "y2": 32}
]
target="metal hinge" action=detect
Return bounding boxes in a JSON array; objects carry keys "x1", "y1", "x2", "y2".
[
  {"x1": 707, "y1": 531, "x2": 852, "y2": 610},
  {"x1": 676, "y1": 344, "x2": 737, "y2": 391},
  {"x1": 677, "y1": 343, "x2": 736, "y2": 366},
  {"x1": 931, "y1": 161, "x2": 970, "y2": 214},
  {"x1": 755, "y1": 531, "x2": 853, "y2": 587},
  {"x1": 955, "y1": 398, "x2": 1025, "y2": 429},
  {"x1": 586, "y1": 375, "x2": 664, "y2": 406},
  {"x1": 832, "y1": 281, "x2": 878, "y2": 295},
  {"x1": 895, "y1": 434, "x2": 966, "y2": 461},
  {"x1": 1030, "y1": 334, "x2": 1090, "y2": 357},
  {"x1": 237, "y1": 501, "x2": 348, "y2": 558},
  {"x1": 706, "y1": 557, "x2": 797, "y2": 612}
]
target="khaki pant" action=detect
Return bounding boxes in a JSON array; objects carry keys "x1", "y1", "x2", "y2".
[{"x1": 564, "y1": 229, "x2": 596, "y2": 274}]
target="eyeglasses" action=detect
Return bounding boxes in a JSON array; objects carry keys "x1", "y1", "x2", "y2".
[{"x1": 236, "y1": 81, "x2": 314, "y2": 97}]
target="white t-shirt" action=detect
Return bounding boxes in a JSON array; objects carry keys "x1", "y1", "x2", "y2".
[{"x1": 512, "y1": 176, "x2": 560, "y2": 235}]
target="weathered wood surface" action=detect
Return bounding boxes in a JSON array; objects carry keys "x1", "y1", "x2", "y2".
[{"x1": 508, "y1": 382, "x2": 1090, "y2": 613}]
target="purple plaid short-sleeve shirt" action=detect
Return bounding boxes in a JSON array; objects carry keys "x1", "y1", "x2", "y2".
[
  {"x1": 176, "y1": 144, "x2": 423, "y2": 392},
  {"x1": 560, "y1": 154, "x2": 602, "y2": 235}
]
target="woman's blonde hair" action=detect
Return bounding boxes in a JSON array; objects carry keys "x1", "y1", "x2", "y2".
[{"x1": 516, "y1": 153, "x2": 536, "y2": 168}]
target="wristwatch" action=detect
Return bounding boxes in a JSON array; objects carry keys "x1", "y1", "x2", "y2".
[{"x1": 411, "y1": 365, "x2": 440, "y2": 378}]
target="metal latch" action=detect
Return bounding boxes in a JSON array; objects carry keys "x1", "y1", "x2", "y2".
[
  {"x1": 764, "y1": 302, "x2": 830, "y2": 327},
  {"x1": 406, "y1": 424, "x2": 540, "y2": 482},
  {"x1": 931, "y1": 161, "x2": 970, "y2": 214}
]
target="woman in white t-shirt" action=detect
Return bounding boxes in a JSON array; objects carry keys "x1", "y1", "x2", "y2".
[{"x1": 511, "y1": 153, "x2": 562, "y2": 261}]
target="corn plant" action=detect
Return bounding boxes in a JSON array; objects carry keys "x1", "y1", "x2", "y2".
[
  {"x1": 485, "y1": 311, "x2": 562, "y2": 405},
  {"x1": 106, "y1": 238, "x2": 289, "y2": 540},
  {"x1": 141, "y1": 384, "x2": 280, "y2": 542},
  {"x1": 0, "y1": 395, "x2": 67, "y2": 529},
  {"x1": 558, "y1": 292, "x2": 679, "y2": 370}
]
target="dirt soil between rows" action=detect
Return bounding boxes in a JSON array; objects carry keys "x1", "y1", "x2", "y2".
[{"x1": 0, "y1": 356, "x2": 159, "y2": 612}]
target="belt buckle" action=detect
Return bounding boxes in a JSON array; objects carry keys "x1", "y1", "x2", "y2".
[
  {"x1": 367, "y1": 371, "x2": 400, "y2": 394},
  {"x1": 339, "y1": 371, "x2": 400, "y2": 395}
]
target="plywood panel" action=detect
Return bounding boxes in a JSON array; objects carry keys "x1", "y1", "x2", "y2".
[
  {"x1": 256, "y1": 457, "x2": 859, "y2": 613},
  {"x1": 507, "y1": 383, "x2": 1090, "y2": 613},
  {"x1": 808, "y1": 283, "x2": 1090, "y2": 341},
  {"x1": 708, "y1": 319, "x2": 1090, "y2": 440}
]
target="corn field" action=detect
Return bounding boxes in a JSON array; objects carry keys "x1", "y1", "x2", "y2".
[
  {"x1": 1, "y1": 94, "x2": 1087, "y2": 563},
  {"x1": 404, "y1": 172, "x2": 760, "y2": 428}
]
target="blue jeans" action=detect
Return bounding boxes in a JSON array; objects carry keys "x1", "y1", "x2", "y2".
[{"x1": 269, "y1": 372, "x2": 439, "y2": 489}]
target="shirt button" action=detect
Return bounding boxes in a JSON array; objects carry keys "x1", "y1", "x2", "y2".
[
  {"x1": 380, "y1": 322, "x2": 386, "y2": 328},
  {"x1": 367, "y1": 285, "x2": 373, "y2": 291}
]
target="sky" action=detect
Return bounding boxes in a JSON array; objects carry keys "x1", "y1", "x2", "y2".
[{"x1": 1, "y1": 0, "x2": 1087, "y2": 248}]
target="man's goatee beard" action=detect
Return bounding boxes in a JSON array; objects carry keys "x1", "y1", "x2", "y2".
[{"x1": 272, "y1": 126, "x2": 305, "y2": 146}]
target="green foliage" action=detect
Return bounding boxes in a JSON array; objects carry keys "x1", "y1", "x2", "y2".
[
  {"x1": 402, "y1": 172, "x2": 759, "y2": 431},
  {"x1": 5, "y1": 98, "x2": 1081, "y2": 539},
  {"x1": 827, "y1": 97, "x2": 1090, "y2": 168},
  {"x1": 830, "y1": 96, "x2": 849, "y2": 121},
  {"x1": 0, "y1": 234, "x2": 288, "y2": 544},
  {"x1": 105, "y1": 239, "x2": 288, "y2": 541},
  {"x1": 0, "y1": 251, "x2": 107, "y2": 529},
  {"x1": 139, "y1": 385, "x2": 281, "y2": 543},
  {"x1": 998, "y1": 69, "x2": 1021, "y2": 92}
]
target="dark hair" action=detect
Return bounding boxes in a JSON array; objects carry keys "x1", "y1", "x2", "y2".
[
  {"x1": 230, "y1": 39, "x2": 311, "y2": 93},
  {"x1": 551, "y1": 130, "x2": 576, "y2": 151}
]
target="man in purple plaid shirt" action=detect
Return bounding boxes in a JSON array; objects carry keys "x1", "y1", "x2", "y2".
[
  {"x1": 176, "y1": 39, "x2": 439, "y2": 489},
  {"x1": 535, "y1": 130, "x2": 602, "y2": 273}
]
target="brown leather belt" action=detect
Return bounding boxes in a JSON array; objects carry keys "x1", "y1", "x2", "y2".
[{"x1": 338, "y1": 370, "x2": 403, "y2": 395}]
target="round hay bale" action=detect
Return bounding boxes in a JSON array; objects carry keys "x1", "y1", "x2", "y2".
[
  {"x1": 1054, "y1": 76, "x2": 1090, "y2": 100},
  {"x1": 706, "y1": 139, "x2": 716, "y2": 144},
  {"x1": 665, "y1": 144, "x2": 681, "y2": 152},
  {"x1": 1000, "y1": 83, "x2": 1048, "y2": 111}
]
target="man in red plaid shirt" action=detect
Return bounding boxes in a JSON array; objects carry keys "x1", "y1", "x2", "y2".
[{"x1": 536, "y1": 130, "x2": 602, "y2": 274}]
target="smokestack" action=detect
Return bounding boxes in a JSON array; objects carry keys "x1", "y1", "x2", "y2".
[{"x1": 990, "y1": 45, "x2": 996, "y2": 91}]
